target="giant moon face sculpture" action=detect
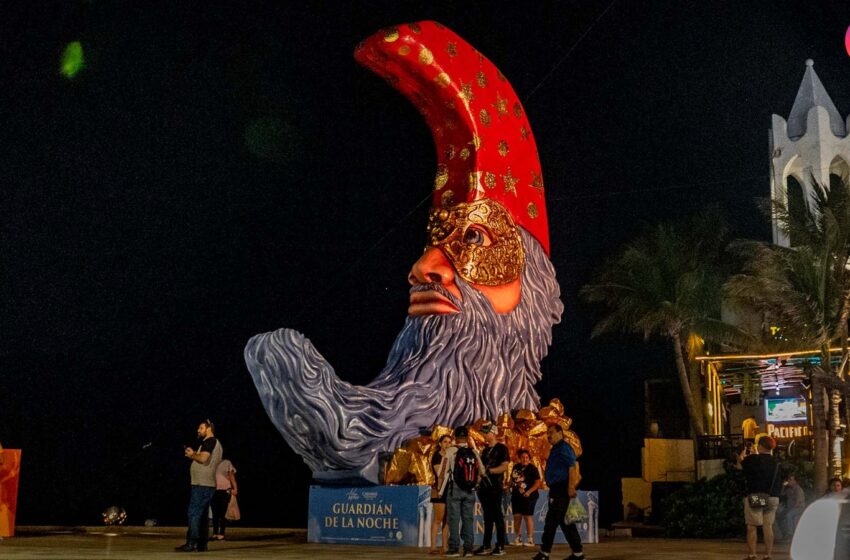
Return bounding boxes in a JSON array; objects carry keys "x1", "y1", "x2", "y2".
[{"x1": 244, "y1": 21, "x2": 563, "y2": 483}]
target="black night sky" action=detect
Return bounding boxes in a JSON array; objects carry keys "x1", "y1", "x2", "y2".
[{"x1": 3, "y1": 1, "x2": 849, "y2": 528}]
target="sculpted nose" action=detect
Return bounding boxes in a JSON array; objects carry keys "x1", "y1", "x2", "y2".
[{"x1": 408, "y1": 247, "x2": 456, "y2": 286}]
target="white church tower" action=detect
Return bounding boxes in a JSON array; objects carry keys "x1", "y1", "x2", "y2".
[{"x1": 770, "y1": 59, "x2": 850, "y2": 247}]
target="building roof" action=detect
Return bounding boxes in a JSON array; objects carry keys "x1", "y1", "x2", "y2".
[{"x1": 786, "y1": 59, "x2": 845, "y2": 140}]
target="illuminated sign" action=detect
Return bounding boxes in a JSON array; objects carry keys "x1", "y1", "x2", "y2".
[
  {"x1": 767, "y1": 423, "x2": 810, "y2": 439},
  {"x1": 765, "y1": 397, "x2": 807, "y2": 423}
]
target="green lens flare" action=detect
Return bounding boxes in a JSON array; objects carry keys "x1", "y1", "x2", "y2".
[{"x1": 60, "y1": 41, "x2": 85, "y2": 78}]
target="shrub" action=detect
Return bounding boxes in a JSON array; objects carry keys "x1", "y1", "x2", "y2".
[{"x1": 662, "y1": 470, "x2": 746, "y2": 538}]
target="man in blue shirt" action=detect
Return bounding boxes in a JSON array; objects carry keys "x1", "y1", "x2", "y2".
[{"x1": 533, "y1": 424, "x2": 584, "y2": 560}]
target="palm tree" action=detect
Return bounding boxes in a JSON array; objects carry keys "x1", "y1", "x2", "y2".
[
  {"x1": 581, "y1": 209, "x2": 749, "y2": 438},
  {"x1": 725, "y1": 176, "x2": 850, "y2": 492}
]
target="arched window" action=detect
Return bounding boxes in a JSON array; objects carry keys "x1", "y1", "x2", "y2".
[{"x1": 829, "y1": 156, "x2": 849, "y2": 190}]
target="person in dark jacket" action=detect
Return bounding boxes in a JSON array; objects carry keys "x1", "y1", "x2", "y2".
[
  {"x1": 741, "y1": 436, "x2": 781, "y2": 560},
  {"x1": 532, "y1": 424, "x2": 584, "y2": 560}
]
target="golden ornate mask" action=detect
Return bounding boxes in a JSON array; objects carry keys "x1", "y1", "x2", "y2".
[{"x1": 426, "y1": 199, "x2": 524, "y2": 286}]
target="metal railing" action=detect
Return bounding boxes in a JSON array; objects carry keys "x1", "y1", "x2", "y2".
[{"x1": 696, "y1": 434, "x2": 744, "y2": 461}]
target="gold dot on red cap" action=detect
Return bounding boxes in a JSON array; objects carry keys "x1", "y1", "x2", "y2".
[
  {"x1": 458, "y1": 81, "x2": 475, "y2": 105},
  {"x1": 383, "y1": 27, "x2": 399, "y2": 42},
  {"x1": 513, "y1": 103, "x2": 523, "y2": 119},
  {"x1": 445, "y1": 145, "x2": 456, "y2": 160},
  {"x1": 441, "y1": 190, "x2": 455, "y2": 206},
  {"x1": 479, "y1": 109, "x2": 491, "y2": 127},
  {"x1": 528, "y1": 203, "x2": 539, "y2": 219},
  {"x1": 419, "y1": 47, "x2": 434, "y2": 65},
  {"x1": 498, "y1": 140, "x2": 509, "y2": 157},
  {"x1": 493, "y1": 94, "x2": 509, "y2": 118},
  {"x1": 398, "y1": 45, "x2": 410, "y2": 56},
  {"x1": 434, "y1": 73, "x2": 450, "y2": 88},
  {"x1": 471, "y1": 135, "x2": 481, "y2": 150},
  {"x1": 446, "y1": 42, "x2": 458, "y2": 57},
  {"x1": 484, "y1": 172, "x2": 496, "y2": 189},
  {"x1": 476, "y1": 71, "x2": 488, "y2": 88},
  {"x1": 460, "y1": 147, "x2": 471, "y2": 160},
  {"x1": 520, "y1": 126, "x2": 529, "y2": 140}
]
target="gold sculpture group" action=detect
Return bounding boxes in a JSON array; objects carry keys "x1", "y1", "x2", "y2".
[{"x1": 385, "y1": 399, "x2": 582, "y2": 495}]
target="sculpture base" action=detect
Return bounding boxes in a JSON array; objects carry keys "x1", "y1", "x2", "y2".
[
  {"x1": 0, "y1": 449, "x2": 21, "y2": 538},
  {"x1": 307, "y1": 485, "x2": 599, "y2": 547}
]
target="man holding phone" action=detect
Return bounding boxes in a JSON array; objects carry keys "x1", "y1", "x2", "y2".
[{"x1": 175, "y1": 420, "x2": 222, "y2": 553}]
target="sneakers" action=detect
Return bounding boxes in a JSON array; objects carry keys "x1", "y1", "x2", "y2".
[
  {"x1": 174, "y1": 544, "x2": 198, "y2": 552},
  {"x1": 565, "y1": 554, "x2": 586, "y2": 560},
  {"x1": 444, "y1": 551, "x2": 460, "y2": 558},
  {"x1": 473, "y1": 547, "x2": 491, "y2": 556},
  {"x1": 512, "y1": 537, "x2": 523, "y2": 546},
  {"x1": 491, "y1": 547, "x2": 506, "y2": 556},
  {"x1": 531, "y1": 553, "x2": 549, "y2": 560},
  {"x1": 524, "y1": 539, "x2": 535, "y2": 547}
]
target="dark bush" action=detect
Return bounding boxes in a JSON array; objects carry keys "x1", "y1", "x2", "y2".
[{"x1": 662, "y1": 470, "x2": 746, "y2": 538}]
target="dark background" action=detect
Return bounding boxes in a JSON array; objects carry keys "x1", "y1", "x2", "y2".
[{"x1": 2, "y1": 1, "x2": 849, "y2": 528}]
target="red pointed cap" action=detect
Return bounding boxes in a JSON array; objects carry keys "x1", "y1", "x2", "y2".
[{"x1": 355, "y1": 21, "x2": 550, "y2": 255}]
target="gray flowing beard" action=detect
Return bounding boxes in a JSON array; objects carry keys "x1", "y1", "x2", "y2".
[{"x1": 244, "y1": 229, "x2": 562, "y2": 480}]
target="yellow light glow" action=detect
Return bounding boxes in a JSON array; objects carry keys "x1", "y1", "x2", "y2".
[{"x1": 695, "y1": 346, "x2": 847, "y2": 362}]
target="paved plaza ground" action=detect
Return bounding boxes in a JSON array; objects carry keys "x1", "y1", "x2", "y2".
[{"x1": 0, "y1": 527, "x2": 792, "y2": 559}]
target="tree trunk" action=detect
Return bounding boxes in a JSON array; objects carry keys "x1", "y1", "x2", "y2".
[
  {"x1": 830, "y1": 388, "x2": 843, "y2": 479},
  {"x1": 672, "y1": 332, "x2": 706, "y2": 437},
  {"x1": 812, "y1": 374, "x2": 829, "y2": 495},
  {"x1": 685, "y1": 335, "x2": 705, "y2": 434},
  {"x1": 839, "y1": 292, "x2": 850, "y2": 473}
]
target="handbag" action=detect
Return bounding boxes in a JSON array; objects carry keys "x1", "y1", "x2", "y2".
[
  {"x1": 564, "y1": 497, "x2": 588, "y2": 524},
  {"x1": 225, "y1": 494, "x2": 241, "y2": 521},
  {"x1": 747, "y1": 493, "x2": 770, "y2": 509},
  {"x1": 747, "y1": 462, "x2": 779, "y2": 509}
]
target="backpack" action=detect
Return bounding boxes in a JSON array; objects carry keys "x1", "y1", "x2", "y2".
[{"x1": 452, "y1": 447, "x2": 480, "y2": 491}]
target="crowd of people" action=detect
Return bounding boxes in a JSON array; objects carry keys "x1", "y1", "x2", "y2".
[{"x1": 431, "y1": 422, "x2": 584, "y2": 560}]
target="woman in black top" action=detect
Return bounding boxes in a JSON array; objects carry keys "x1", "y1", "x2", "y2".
[
  {"x1": 429, "y1": 435, "x2": 453, "y2": 554},
  {"x1": 510, "y1": 449, "x2": 542, "y2": 546}
]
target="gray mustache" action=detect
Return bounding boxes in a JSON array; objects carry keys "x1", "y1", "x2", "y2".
[{"x1": 409, "y1": 283, "x2": 463, "y2": 309}]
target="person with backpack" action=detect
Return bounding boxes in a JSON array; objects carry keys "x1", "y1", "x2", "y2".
[{"x1": 438, "y1": 426, "x2": 486, "y2": 557}]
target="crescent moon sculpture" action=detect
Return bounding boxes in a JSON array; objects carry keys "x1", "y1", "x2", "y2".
[{"x1": 245, "y1": 21, "x2": 563, "y2": 483}]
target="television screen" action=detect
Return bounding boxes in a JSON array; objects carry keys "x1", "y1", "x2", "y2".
[{"x1": 765, "y1": 397, "x2": 808, "y2": 423}]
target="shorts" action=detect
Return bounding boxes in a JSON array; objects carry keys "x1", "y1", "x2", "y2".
[
  {"x1": 743, "y1": 496, "x2": 779, "y2": 526},
  {"x1": 511, "y1": 494, "x2": 539, "y2": 516}
]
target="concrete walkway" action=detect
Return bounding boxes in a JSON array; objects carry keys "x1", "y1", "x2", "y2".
[{"x1": 0, "y1": 527, "x2": 791, "y2": 559}]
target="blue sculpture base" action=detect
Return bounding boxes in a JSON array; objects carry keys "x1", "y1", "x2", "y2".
[{"x1": 307, "y1": 485, "x2": 599, "y2": 547}]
